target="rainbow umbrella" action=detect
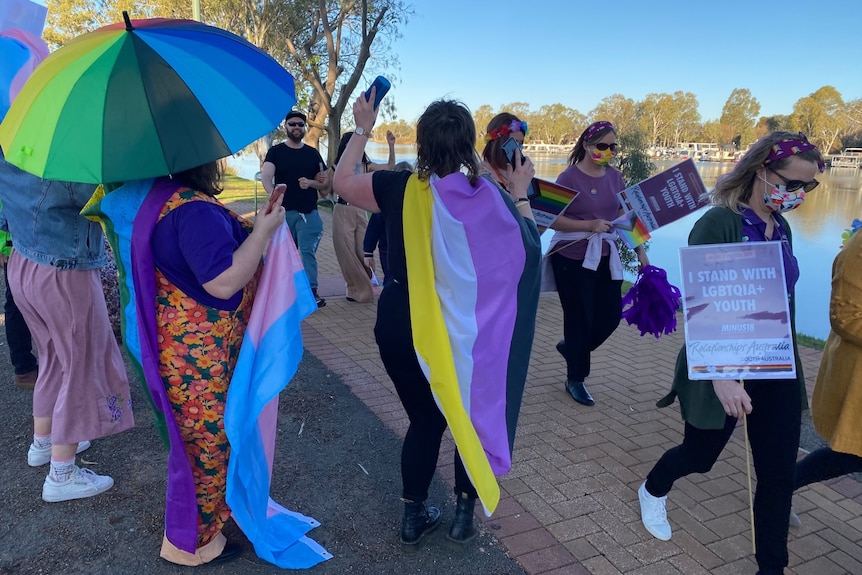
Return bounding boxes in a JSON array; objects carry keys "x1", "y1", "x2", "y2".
[{"x1": 0, "y1": 12, "x2": 295, "y2": 183}]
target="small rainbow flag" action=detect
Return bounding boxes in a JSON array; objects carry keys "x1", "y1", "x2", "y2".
[
  {"x1": 612, "y1": 209, "x2": 651, "y2": 249},
  {"x1": 529, "y1": 178, "x2": 579, "y2": 232}
]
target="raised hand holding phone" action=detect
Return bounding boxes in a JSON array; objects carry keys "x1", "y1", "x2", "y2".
[
  {"x1": 266, "y1": 183, "x2": 285, "y2": 214},
  {"x1": 364, "y1": 76, "x2": 391, "y2": 110}
]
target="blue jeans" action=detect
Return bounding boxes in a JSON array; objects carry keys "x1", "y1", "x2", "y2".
[
  {"x1": 285, "y1": 210, "x2": 323, "y2": 289},
  {"x1": 4, "y1": 263, "x2": 38, "y2": 375}
]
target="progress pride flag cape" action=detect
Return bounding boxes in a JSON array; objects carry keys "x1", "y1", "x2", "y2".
[
  {"x1": 402, "y1": 173, "x2": 540, "y2": 515},
  {"x1": 83, "y1": 179, "x2": 329, "y2": 568}
]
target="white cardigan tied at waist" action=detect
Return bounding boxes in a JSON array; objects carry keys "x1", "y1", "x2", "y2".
[{"x1": 540, "y1": 230, "x2": 623, "y2": 291}]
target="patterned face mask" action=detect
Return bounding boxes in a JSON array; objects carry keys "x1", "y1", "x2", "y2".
[{"x1": 759, "y1": 174, "x2": 806, "y2": 212}]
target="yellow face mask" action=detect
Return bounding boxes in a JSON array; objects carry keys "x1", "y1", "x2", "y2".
[{"x1": 590, "y1": 147, "x2": 614, "y2": 166}]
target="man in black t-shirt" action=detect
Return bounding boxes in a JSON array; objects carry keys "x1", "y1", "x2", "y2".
[{"x1": 262, "y1": 110, "x2": 330, "y2": 307}]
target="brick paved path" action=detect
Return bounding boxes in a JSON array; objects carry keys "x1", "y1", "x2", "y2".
[{"x1": 228, "y1": 199, "x2": 862, "y2": 575}]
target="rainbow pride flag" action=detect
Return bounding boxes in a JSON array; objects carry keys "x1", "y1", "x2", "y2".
[
  {"x1": 528, "y1": 178, "x2": 579, "y2": 232},
  {"x1": 82, "y1": 179, "x2": 329, "y2": 567},
  {"x1": 612, "y1": 209, "x2": 651, "y2": 249},
  {"x1": 402, "y1": 173, "x2": 541, "y2": 515}
]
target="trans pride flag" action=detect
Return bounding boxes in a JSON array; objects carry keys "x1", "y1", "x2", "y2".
[
  {"x1": 82, "y1": 179, "x2": 329, "y2": 567},
  {"x1": 402, "y1": 173, "x2": 541, "y2": 515},
  {"x1": 224, "y1": 223, "x2": 330, "y2": 567},
  {"x1": 0, "y1": 28, "x2": 48, "y2": 122}
]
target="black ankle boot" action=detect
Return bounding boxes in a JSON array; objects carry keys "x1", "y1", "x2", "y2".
[
  {"x1": 401, "y1": 500, "x2": 441, "y2": 544},
  {"x1": 447, "y1": 493, "x2": 477, "y2": 542}
]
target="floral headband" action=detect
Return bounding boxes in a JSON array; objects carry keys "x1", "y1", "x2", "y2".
[
  {"x1": 765, "y1": 132, "x2": 825, "y2": 172},
  {"x1": 583, "y1": 121, "x2": 614, "y2": 141},
  {"x1": 484, "y1": 120, "x2": 529, "y2": 143}
]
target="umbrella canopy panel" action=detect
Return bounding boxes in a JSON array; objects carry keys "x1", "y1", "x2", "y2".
[{"x1": 0, "y1": 17, "x2": 295, "y2": 184}]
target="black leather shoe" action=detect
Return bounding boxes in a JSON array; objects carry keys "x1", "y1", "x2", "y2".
[
  {"x1": 208, "y1": 542, "x2": 242, "y2": 565},
  {"x1": 555, "y1": 339, "x2": 566, "y2": 358},
  {"x1": 447, "y1": 493, "x2": 477, "y2": 543},
  {"x1": 401, "y1": 501, "x2": 442, "y2": 544},
  {"x1": 565, "y1": 380, "x2": 595, "y2": 406}
]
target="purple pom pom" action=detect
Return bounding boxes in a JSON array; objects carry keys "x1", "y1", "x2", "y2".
[{"x1": 621, "y1": 265, "x2": 682, "y2": 338}]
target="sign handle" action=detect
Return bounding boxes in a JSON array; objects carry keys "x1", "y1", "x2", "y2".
[{"x1": 743, "y1": 399, "x2": 756, "y2": 554}]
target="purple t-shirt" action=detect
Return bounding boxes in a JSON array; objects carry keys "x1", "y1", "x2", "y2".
[
  {"x1": 151, "y1": 200, "x2": 248, "y2": 310},
  {"x1": 554, "y1": 164, "x2": 625, "y2": 260},
  {"x1": 739, "y1": 207, "x2": 799, "y2": 296}
]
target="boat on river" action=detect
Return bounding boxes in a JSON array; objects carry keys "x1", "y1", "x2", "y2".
[{"x1": 831, "y1": 148, "x2": 862, "y2": 169}]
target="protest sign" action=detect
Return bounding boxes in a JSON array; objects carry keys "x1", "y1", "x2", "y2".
[
  {"x1": 528, "y1": 178, "x2": 579, "y2": 233},
  {"x1": 679, "y1": 242, "x2": 795, "y2": 380},
  {"x1": 617, "y1": 159, "x2": 706, "y2": 232}
]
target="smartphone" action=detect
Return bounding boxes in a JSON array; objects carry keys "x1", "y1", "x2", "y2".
[
  {"x1": 501, "y1": 137, "x2": 536, "y2": 199},
  {"x1": 266, "y1": 183, "x2": 285, "y2": 214},
  {"x1": 501, "y1": 136, "x2": 524, "y2": 167},
  {"x1": 364, "y1": 76, "x2": 391, "y2": 110}
]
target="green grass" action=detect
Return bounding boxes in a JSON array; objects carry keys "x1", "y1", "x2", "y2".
[
  {"x1": 218, "y1": 174, "x2": 260, "y2": 203},
  {"x1": 796, "y1": 333, "x2": 826, "y2": 351},
  {"x1": 217, "y1": 174, "x2": 335, "y2": 213}
]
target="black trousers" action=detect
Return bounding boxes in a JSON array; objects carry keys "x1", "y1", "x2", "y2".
[
  {"x1": 374, "y1": 281, "x2": 478, "y2": 502},
  {"x1": 645, "y1": 379, "x2": 801, "y2": 574},
  {"x1": 795, "y1": 447, "x2": 862, "y2": 489},
  {"x1": 551, "y1": 253, "x2": 622, "y2": 381},
  {"x1": 3, "y1": 263, "x2": 37, "y2": 375}
]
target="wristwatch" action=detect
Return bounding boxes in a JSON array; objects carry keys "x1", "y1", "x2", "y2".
[{"x1": 354, "y1": 126, "x2": 370, "y2": 137}]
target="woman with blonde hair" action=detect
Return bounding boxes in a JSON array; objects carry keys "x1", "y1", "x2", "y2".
[{"x1": 639, "y1": 132, "x2": 822, "y2": 575}]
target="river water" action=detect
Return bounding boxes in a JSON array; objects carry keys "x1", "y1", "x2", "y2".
[{"x1": 230, "y1": 143, "x2": 862, "y2": 340}]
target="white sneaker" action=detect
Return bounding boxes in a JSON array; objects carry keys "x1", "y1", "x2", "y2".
[
  {"x1": 639, "y1": 481, "x2": 672, "y2": 541},
  {"x1": 789, "y1": 507, "x2": 801, "y2": 528},
  {"x1": 42, "y1": 466, "x2": 114, "y2": 502},
  {"x1": 28, "y1": 440, "x2": 92, "y2": 467}
]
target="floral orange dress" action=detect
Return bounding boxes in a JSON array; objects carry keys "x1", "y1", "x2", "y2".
[{"x1": 154, "y1": 190, "x2": 260, "y2": 552}]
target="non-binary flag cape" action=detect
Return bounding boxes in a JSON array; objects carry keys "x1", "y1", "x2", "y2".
[
  {"x1": 82, "y1": 179, "x2": 330, "y2": 568},
  {"x1": 402, "y1": 172, "x2": 541, "y2": 516}
]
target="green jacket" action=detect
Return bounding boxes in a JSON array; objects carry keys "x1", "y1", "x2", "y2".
[{"x1": 656, "y1": 206, "x2": 808, "y2": 429}]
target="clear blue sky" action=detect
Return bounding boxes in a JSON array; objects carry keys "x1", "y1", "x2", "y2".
[{"x1": 381, "y1": 0, "x2": 862, "y2": 124}]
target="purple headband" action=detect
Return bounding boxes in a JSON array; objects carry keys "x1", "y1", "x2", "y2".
[
  {"x1": 766, "y1": 132, "x2": 825, "y2": 172},
  {"x1": 584, "y1": 121, "x2": 614, "y2": 141}
]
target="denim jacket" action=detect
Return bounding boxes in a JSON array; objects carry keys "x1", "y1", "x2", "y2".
[{"x1": 0, "y1": 150, "x2": 105, "y2": 270}]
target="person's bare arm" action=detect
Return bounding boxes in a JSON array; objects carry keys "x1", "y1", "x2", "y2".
[
  {"x1": 261, "y1": 161, "x2": 276, "y2": 196},
  {"x1": 202, "y1": 204, "x2": 285, "y2": 299},
  {"x1": 333, "y1": 90, "x2": 382, "y2": 212}
]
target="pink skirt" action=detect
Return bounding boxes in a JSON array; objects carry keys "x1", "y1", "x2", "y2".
[{"x1": 8, "y1": 252, "x2": 134, "y2": 444}]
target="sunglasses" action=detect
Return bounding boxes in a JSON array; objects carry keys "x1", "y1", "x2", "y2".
[
  {"x1": 593, "y1": 143, "x2": 618, "y2": 151},
  {"x1": 767, "y1": 166, "x2": 819, "y2": 193},
  {"x1": 286, "y1": 121, "x2": 306, "y2": 127}
]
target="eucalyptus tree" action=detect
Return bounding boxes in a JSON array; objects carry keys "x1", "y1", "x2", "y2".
[
  {"x1": 261, "y1": 0, "x2": 412, "y2": 164},
  {"x1": 719, "y1": 88, "x2": 760, "y2": 147},
  {"x1": 790, "y1": 86, "x2": 845, "y2": 154},
  {"x1": 44, "y1": 0, "x2": 128, "y2": 48},
  {"x1": 472, "y1": 104, "x2": 496, "y2": 142},
  {"x1": 532, "y1": 103, "x2": 583, "y2": 145},
  {"x1": 667, "y1": 91, "x2": 700, "y2": 146},
  {"x1": 590, "y1": 94, "x2": 638, "y2": 141},
  {"x1": 637, "y1": 93, "x2": 674, "y2": 146}
]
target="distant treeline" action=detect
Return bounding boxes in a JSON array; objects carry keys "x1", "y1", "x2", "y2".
[{"x1": 373, "y1": 87, "x2": 862, "y2": 155}]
